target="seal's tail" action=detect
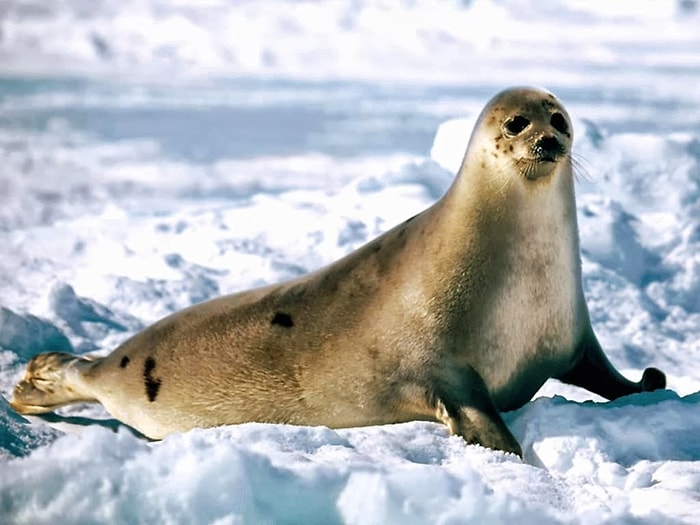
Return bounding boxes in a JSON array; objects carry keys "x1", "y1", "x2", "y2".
[{"x1": 10, "y1": 352, "x2": 98, "y2": 414}]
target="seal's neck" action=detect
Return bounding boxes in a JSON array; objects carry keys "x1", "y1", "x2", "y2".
[{"x1": 431, "y1": 159, "x2": 582, "y2": 304}]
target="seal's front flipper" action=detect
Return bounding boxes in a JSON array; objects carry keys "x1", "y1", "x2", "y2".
[
  {"x1": 557, "y1": 330, "x2": 666, "y2": 400},
  {"x1": 11, "y1": 352, "x2": 98, "y2": 414},
  {"x1": 433, "y1": 366, "x2": 522, "y2": 457}
]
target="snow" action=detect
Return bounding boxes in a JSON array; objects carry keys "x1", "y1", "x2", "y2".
[
  {"x1": 3, "y1": 394, "x2": 700, "y2": 523},
  {"x1": 1, "y1": 0, "x2": 700, "y2": 523}
]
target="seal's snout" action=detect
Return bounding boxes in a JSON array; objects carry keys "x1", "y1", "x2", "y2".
[{"x1": 534, "y1": 136, "x2": 564, "y2": 162}]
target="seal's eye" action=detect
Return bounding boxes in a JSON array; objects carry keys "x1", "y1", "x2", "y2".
[
  {"x1": 550, "y1": 112, "x2": 569, "y2": 135},
  {"x1": 504, "y1": 115, "x2": 530, "y2": 136}
]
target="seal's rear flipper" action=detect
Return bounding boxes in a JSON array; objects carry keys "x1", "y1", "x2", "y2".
[
  {"x1": 557, "y1": 330, "x2": 666, "y2": 400},
  {"x1": 11, "y1": 352, "x2": 98, "y2": 414}
]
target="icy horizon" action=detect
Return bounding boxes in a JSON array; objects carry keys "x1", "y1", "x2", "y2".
[{"x1": 1, "y1": 0, "x2": 699, "y2": 87}]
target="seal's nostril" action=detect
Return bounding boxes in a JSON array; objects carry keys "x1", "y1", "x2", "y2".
[
  {"x1": 535, "y1": 136, "x2": 563, "y2": 161},
  {"x1": 537, "y1": 136, "x2": 561, "y2": 152}
]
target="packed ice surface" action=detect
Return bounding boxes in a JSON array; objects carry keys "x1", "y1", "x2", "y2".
[{"x1": 1, "y1": 0, "x2": 700, "y2": 523}]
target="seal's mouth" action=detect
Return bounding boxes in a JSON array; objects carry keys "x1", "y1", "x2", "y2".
[{"x1": 516, "y1": 158, "x2": 555, "y2": 181}]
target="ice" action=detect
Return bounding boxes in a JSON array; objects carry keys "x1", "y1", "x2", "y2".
[{"x1": 2, "y1": 394, "x2": 699, "y2": 523}]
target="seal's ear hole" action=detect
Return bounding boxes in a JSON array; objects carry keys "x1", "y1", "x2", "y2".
[
  {"x1": 504, "y1": 115, "x2": 530, "y2": 136},
  {"x1": 550, "y1": 112, "x2": 569, "y2": 134}
]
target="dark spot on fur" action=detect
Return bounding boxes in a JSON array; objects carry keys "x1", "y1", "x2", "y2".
[
  {"x1": 143, "y1": 357, "x2": 161, "y2": 402},
  {"x1": 271, "y1": 312, "x2": 294, "y2": 328},
  {"x1": 120, "y1": 356, "x2": 130, "y2": 368},
  {"x1": 509, "y1": 145, "x2": 514, "y2": 152},
  {"x1": 368, "y1": 348, "x2": 379, "y2": 360}
]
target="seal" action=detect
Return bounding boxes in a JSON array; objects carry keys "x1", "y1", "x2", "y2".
[{"x1": 10, "y1": 87, "x2": 666, "y2": 456}]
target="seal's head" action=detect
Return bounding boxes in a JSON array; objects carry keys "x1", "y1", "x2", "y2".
[{"x1": 463, "y1": 87, "x2": 573, "y2": 185}]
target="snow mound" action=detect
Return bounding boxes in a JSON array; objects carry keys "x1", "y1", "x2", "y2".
[
  {"x1": 2, "y1": 392, "x2": 698, "y2": 523},
  {"x1": 0, "y1": 307, "x2": 72, "y2": 360}
]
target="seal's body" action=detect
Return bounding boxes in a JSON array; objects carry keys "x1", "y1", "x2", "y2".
[{"x1": 11, "y1": 87, "x2": 665, "y2": 456}]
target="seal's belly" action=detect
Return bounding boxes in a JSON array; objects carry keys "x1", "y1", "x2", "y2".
[
  {"x1": 481, "y1": 308, "x2": 581, "y2": 411},
  {"x1": 487, "y1": 348, "x2": 568, "y2": 411},
  {"x1": 473, "y1": 270, "x2": 582, "y2": 411}
]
